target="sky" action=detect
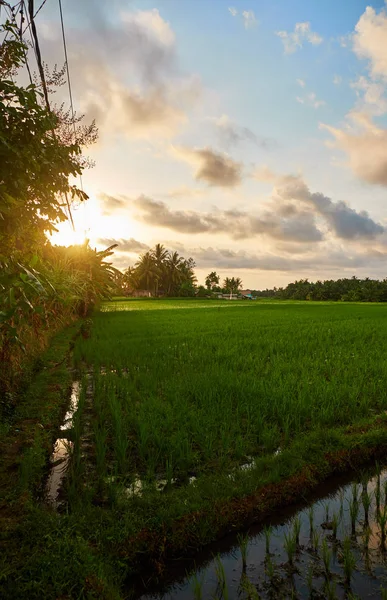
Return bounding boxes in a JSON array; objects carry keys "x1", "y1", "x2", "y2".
[{"x1": 25, "y1": 0, "x2": 387, "y2": 287}]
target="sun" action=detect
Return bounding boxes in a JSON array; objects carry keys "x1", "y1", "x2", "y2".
[{"x1": 49, "y1": 221, "x2": 88, "y2": 247}]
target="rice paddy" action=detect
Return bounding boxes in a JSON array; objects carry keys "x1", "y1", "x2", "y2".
[
  {"x1": 68, "y1": 299, "x2": 387, "y2": 494},
  {"x1": 141, "y1": 464, "x2": 387, "y2": 599},
  {"x1": 7, "y1": 298, "x2": 387, "y2": 599}
]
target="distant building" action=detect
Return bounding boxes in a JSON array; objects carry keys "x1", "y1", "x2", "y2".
[
  {"x1": 240, "y1": 290, "x2": 253, "y2": 299},
  {"x1": 132, "y1": 290, "x2": 152, "y2": 298},
  {"x1": 217, "y1": 293, "x2": 239, "y2": 300}
]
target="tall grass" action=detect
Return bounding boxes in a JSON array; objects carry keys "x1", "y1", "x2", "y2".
[
  {"x1": 237, "y1": 532, "x2": 249, "y2": 570},
  {"x1": 72, "y1": 300, "x2": 387, "y2": 485}
]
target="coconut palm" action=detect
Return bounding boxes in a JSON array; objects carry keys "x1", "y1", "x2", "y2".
[
  {"x1": 135, "y1": 252, "x2": 158, "y2": 293},
  {"x1": 151, "y1": 243, "x2": 168, "y2": 296},
  {"x1": 166, "y1": 251, "x2": 184, "y2": 295}
]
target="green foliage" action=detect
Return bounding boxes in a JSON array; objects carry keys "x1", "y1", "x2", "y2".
[
  {"x1": 253, "y1": 276, "x2": 387, "y2": 302},
  {"x1": 205, "y1": 271, "x2": 220, "y2": 290},
  {"x1": 223, "y1": 276, "x2": 243, "y2": 295},
  {"x1": 0, "y1": 24, "x2": 118, "y2": 404},
  {"x1": 121, "y1": 244, "x2": 197, "y2": 297}
]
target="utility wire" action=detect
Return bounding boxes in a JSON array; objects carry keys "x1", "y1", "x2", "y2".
[
  {"x1": 21, "y1": 0, "x2": 47, "y2": 35},
  {"x1": 58, "y1": 0, "x2": 84, "y2": 195},
  {"x1": 27, "y1": 0, "x2": 50, "y2": 110}
]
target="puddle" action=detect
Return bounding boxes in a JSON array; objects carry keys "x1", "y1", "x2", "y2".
[
  {"x1": 45, "y1": 438, "x2": 73, "y2": 506},
  {"x1": 45, "y1": 380, "x2": 80, "y2": 506},
  {"x1": 60, "y1": 381, "x2": 80, "y2": 431},
  {"x1": 138, "y1": 465, "x2": 387, "y2": 599}
]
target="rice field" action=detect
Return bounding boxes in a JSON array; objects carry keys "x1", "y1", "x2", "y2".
[
  {"x1": 70, "y1": 299, "x2": 387, "y2": 491},
  {"x1": 141, "y1": 464, "x2": 387, "y2": 599}
]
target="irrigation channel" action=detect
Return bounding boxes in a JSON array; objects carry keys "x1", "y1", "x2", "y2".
[{"x1": 45, "y1": 377, "x2": 387, "y2": 599}]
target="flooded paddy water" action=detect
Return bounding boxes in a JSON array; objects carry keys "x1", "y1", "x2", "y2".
[
  {"x1": 139, "y1": 466, "x2": 387, "y2": 599},
  {"x1": 43, "y1": 371, "x2": 387, "y2": 599}
]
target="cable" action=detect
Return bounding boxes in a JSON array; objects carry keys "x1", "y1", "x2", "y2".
[
  {"x1": 58, "y1": 0, "x2": 84, "y2": 194},
  {"x1": 27, "y1": 0, "x2": 50, "y2": 110},
  {"x1": 21, "y1": 0, "x2": 47, "y2": 35}
]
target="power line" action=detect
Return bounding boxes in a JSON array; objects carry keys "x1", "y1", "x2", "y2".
[
  {"x1": 58, "y1": 0, "x2": 84, "y2": 194},
  {"x1": 27, "y1": 0, "x2": 50, "y2": 110},
  {"x1": 21, "y1": 0, "x2": 47, "y2": 35}
]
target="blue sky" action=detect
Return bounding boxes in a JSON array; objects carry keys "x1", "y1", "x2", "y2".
[{"x1": 32, "y1": 0, "x2": 387, "y2": 287}]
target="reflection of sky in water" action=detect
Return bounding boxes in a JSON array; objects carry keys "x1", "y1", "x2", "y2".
[
  {"x1": 46, "y1": 380, "x2": 80, "y2": 505},
  {"x1": 45, "y1": 438, "x2": 73, "y2": 505},
  {"x1": 140, "y1": 468, "x2": 387, "y2": 599},
  {"x1": 60, "y1": 381, "x2": 80, "y2": 431}
]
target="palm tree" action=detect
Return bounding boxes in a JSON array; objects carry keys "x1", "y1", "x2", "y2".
[
  {"x1": 135, "y1": 252, "x2": 157, "y2": 293},
  {"x1": 166, "y1": 251, "x2": 184, "y2": 295},
  {"x1": 151, "y1": 243, "x2": 168, "y2": 296},
  {"x1": 234, "y1": 277, "x2": 243, "y2": 294},
  {"x1": 122, "y1": 266, "x2": 138, "y2": 295},
  {"x1": 223, "y1": 277, "x2": 233, "y2": 299},
  {"x1": 223, "y1": 277, "x2": 242, "y2": 299}
]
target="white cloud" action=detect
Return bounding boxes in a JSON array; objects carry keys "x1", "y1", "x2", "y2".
[
  {"x1": 276, "y1": 22, "x2": 323, "y2": 54},
  {"x1": 339, "y1": 34, "x2": 352, "y2": 48},
  {"x1": 228, "y1": 7, "x2": 257, "y2": 29},
  {"x1": 351, "y1": 75, "x2": 387, "y2": 116},
  {"x1": 211, "y1": 114, "x2": 271, "y2": 148},
  {"x1": 353, "y1": 6, "x2": 387, "y2": 79},
  {"x1": 121, "y1": 8, "x2": 175, "y2": 47},
  {"x1": 321, "y1": 4, "x2": 387, "y2": 186},
  {"x1": 296, "y1": 91, "x2": 325, "y2": 109},
  {"x1": 333, "y1": 74, "x2": 342, "y2": 85},
  {"x1": 321, "y1": 113, "x2": 387, "y2": 187},
  {"x1": 242, "y1": 10, "x2": 257, "y2": 29},
  {"x1": 39, "y1": 9, "x2": 201, "y2": 140},
  {"x1": 296, "y1": 78, "x2": 306, "y2": 88}
]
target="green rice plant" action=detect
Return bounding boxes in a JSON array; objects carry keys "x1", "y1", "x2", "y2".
[
  {"x1": 376, "y1": 464, "x2": 381, "y2": 515},
  {"x1": 312, "y1": 529, "x2": 320, "y2": 553},
  {"x1": 362, "y1": 525, "x2": 371, "y2": 552},
  {"x1": 339, "y1": 489, "x2": 345, "y2": 519},
  {"x1": 214, "y1": 554, "x2": 228, "y2": 600},
  {"x1": 381, "y1": 588, "x2": 387, "y2": 600},
  {"x1": 239, "y1": 573, "x2": 261, "y2": 599},
  {"x1": 265, "y1": 553, "x2": 275, "y2": 581},
  {"x1": 94, "y1": 422, "x2": 107, "y2": 481},
  {"x1": 292, "y1": 515, "x2": 301, "y2": 547},
  {"x1": 306, "y1": 561, "x2": 314, "y2": 598},
  {"x1": 263, "y1": 525, "x2": 272, "y2": 555},
  {"x1": 322, "y1": 537, "x2": 331, "y2": 578},
  {"x1": 375, "y1": 485, "x2": 381, "y2": 516},
  {"x1": 324, "y1": 579, "x2": 337, "y2": 600},
  {"x1": 342, "y1": 537, "x2": 356, "y2": 585},
  {"x1": 377, "y1": 505, "x2": 387, "y2": 549},
  {"x1": 308, "y1": 506, "x2": 314, "y2": 535},
  {"x1": 166, "y1": 457, "x2": 174, "y2": 487},
  {"x1": 192, "y1": 573, "x2": 204, "y2": 600},
  {"x1": 237, "y1": 531, "x2": 249, "y2": 570},
  {"x1": 362, "y1": 487, "x2": 372, "y2": 524},
  {"x1": 332, "y1": 512, "x2": 340, "y2": 539},
  {"x1": 284, "y1": 529, "x2": 297, "y2": 565},
  {"x1": 324, "y1": 502, "x2": 330, "y2": 523},
  {"x1": 349, "y1": 490, "x2": 359, "y2": 536}
]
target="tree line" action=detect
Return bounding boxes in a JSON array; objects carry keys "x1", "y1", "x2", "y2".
[
  {"x1": 116, "y1": 264, "x2": 245, "y2": 298},
  {"x1": 252, "y1": 277, "x2": 387, "y2": 302},
  {"x1": 118, "y1": 244, "x2": 197, "y2": 297}
]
